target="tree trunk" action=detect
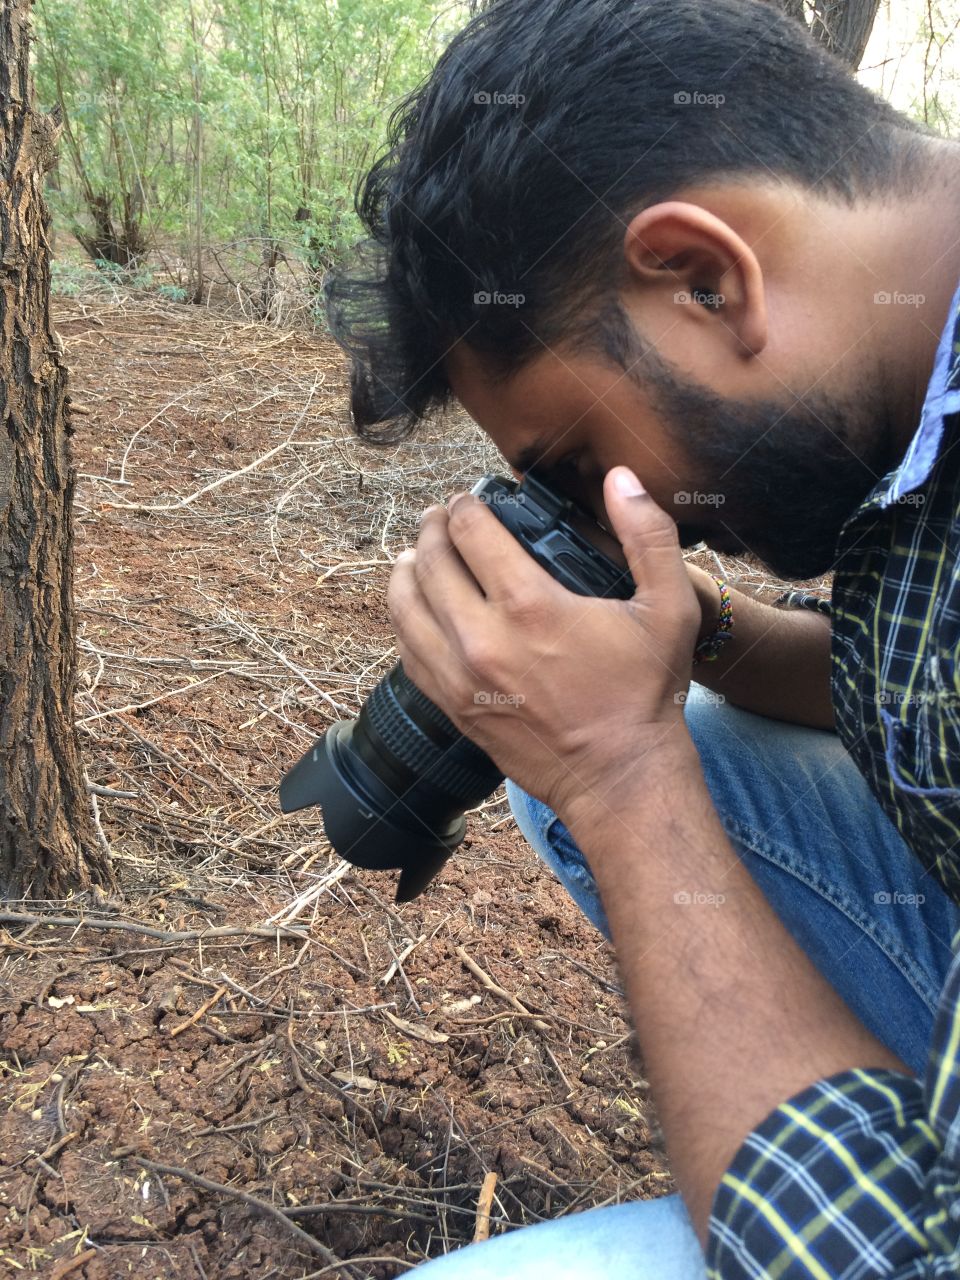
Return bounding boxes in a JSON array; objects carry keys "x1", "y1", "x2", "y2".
[
  {"x1": 810, "y1": 0, "x2": 882, "y2": 69},
  {"x1": 0, "y1": 0, "x2": 113, "y2": 897},
  {"x1": 772, "y1": 0, "x2": 882, "y2": 69}
]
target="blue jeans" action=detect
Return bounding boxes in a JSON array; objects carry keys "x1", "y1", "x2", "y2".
[{"x1": 413, "y1": 685, "x2": 960, "y2": 1278}]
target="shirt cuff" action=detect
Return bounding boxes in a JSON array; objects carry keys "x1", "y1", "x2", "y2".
[{"x1": 706, "y1": 1067, "x2": 935, "y2": 1280}]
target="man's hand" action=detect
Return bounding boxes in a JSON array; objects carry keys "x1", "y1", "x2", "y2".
[{"x1": 387, "y1": 466, "x2": 702, "y2": 817}]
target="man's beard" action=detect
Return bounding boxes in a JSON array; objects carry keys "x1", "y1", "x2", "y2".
[{"x1": 650, "y1": 367, "x2": 896, "y2": 581}]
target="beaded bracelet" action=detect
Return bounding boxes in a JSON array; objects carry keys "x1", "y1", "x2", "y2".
[{"x1": 692, "y1": 575, "x2": 734, "y2": 664}]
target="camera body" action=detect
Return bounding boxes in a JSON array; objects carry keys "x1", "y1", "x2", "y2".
[
  {"x1": 469, "y1": 472, "x2": 632, "y2": 599},
  {"x1": 279, "y1": 472, "x2": 634, "y2": 900}
]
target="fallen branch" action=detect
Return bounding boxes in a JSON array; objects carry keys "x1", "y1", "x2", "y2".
[
  {"x1": 110, "y1": 1152, "x2": 359, "y2": 1275},
  {"x1": 101, "y1": 376, "x2": 321, "y2": 512},
  {"x1": 0, "y1": 912, "x2": 308, "y2": 944}
]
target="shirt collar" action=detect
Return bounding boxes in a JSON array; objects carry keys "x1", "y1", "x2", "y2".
[{"x1": 869, "y1": 281, "x2": 960, "y2": 510}]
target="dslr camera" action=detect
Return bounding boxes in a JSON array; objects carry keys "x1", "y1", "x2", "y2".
[{"x1": 279, "y1": 472, "x2": 634, "y2": 901}]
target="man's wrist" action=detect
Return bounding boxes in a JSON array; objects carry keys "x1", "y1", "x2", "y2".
[
  {"x1": 558, "y1": 723, "x2": 703, "y2": 847},
  {"x1": 688, "y1": 564, "x2": 726, "y2": 646}
]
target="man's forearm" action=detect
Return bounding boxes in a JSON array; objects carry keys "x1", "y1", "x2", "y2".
[
  {"x1": 563, "y1": 731, "x2": 905, "y2": 1240},
  {"x1": 689, "y1": 566, "x2": 834, "y2": 728}
]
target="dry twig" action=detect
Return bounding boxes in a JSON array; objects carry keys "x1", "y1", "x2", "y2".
[
  {"x1": 473, "y1": 1171, "x2": 498, "y2": 1243},
  {"x1": 110, "y1": 1152, "x2": 360, "y2": 1276},
  {"x1": 455, "y1": 946, "x2": 550, "y2": 1032},
  {"x1": 0, "y1": 912, "x2": 308, "y2": 944},
  {"x1": 168, "y1": 983, "x2": 228, "y2": 1037}
]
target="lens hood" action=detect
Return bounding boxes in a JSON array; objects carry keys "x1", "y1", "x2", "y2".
[{"x1": 279, "y1": 719, "x2": 463, "y2": 901}]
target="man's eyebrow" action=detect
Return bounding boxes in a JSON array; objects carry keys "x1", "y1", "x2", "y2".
[{"x1": 511, "y1": 433, "x2": 558, "y2": 474}]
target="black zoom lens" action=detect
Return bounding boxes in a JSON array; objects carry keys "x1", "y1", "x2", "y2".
[{"x1": 279, "y1": 473, "x2": 634, "y2": 901}]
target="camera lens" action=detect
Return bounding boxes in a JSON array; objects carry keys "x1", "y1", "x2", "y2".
[{"x1": 279, "y1": 662, "x2": 504, "y2": 901}]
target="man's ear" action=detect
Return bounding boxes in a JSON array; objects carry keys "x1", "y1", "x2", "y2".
[{"x1": 622, "y1": 202, "x2": 767, "y2": 357}]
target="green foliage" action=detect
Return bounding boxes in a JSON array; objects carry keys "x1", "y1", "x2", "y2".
[
  {"x1": 49, "y1": 259, "x2": 88, "y2": 297},
  {"x1": 50, "y1": 254, "x2": 165, "y2": 302},
  {"x1": 32, "y1": 0, "x2": 463, "y2": 281}
]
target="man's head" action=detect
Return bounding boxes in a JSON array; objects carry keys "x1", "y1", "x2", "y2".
[{"x1": 327, "y1": 0, "x2": 940, "y2": 579}]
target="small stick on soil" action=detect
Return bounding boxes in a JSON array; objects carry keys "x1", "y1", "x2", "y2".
[
  {"x1": 84, "y1": 773, "x2": 114, "y2": 863},
  {"x1": 110, "y1": 1152, "x2": 358, "y2": 1275},
  {"x1": 283, "y1": 1201, "x2": 437, "y2": 1226},
  {"x1": 0, "y1": 912, "x2": 308, "y2": 945},
  {"x1": 473, "y1": 1171, "x2": 498, "y2": 1243},
  {"x1": 218, "y1": 970, "x2": 313, "y2": 1017},
  {"x1": 189, "y1": 1109, "x2": 283, "y2": 1139},
  {"x1": 307, "y1": 935, "x2": 364, "y2": 980},
  {"x1": 541, "y1": 1041, "x2": 574, "y2": 1096},
  {"x1": 54, "y1": 1061, "x2": 87, "y2": 1137},
  {"x1": 282, "y1": 1021, "x2": 376, "y2": 1122},
  {"x1": 380, "y1": 934, "x2": 424, "y2": 986},
  {"x1": 36, "y1": 1131, "x2": 79, "y2": 1163},
  {"x1": 50, "y1": 1248, "x2": 98, "y2": 1279},
  {"x1": 300, "y1": 1257, "x2": 416, "y2": 1279},
  {"x1": 168, "y1": 983, "x2": 229, "y2": 1037},
  {"x1": 188, "y1": 1241, "x2": 210, "y2": 1280},
  {"x1": 206, "y1": 1046, "x2": 267, "y2": 1087},
  {"x1": 283, "y1": 1017, "x2": 314, "y2": 1096},
  {"x1": 243, "y1": 939, "x2": 311, "y2": 993},
  {"x1": 455, "y1": 946, "x2": 550, "y2": 1032},
  {"x1": 351, "y1": 881, "x2": 408, "y2": 932}
]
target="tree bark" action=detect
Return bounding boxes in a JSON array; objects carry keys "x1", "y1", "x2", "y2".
[
  {"x1": 772, "y1": 0, "x2": 882, "y2": 69},
  {"x1": 0, "y1": 0, "x2": 113, "y2": 897}
]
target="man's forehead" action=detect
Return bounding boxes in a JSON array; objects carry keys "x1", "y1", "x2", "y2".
[{"x1": 445, "y1": 340, "x2": 598, "y2": 460}]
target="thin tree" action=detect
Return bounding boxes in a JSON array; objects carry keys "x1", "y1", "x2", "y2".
[
  {"x1": 772, "y1": 0, "x2": 882, "y2": 68},
  {"x1": 0, "y1": 0, "x2": 113, "y2": 897}
]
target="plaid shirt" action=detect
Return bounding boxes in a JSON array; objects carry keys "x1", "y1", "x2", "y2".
[{"x1": 706, "y1": 285, "x2": 960, "y2": 1278}]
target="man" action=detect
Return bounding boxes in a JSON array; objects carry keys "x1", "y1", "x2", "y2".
[{"x1": 325, "y1": 0, "x2": 960, "y2": 1274}]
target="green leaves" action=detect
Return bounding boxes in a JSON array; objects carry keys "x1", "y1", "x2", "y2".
[{"x1": 32, "y1": 0, "x2": 456, "y2": 266}]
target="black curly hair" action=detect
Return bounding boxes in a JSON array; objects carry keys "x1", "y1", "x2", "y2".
[{"x1": 326, "y1": 0, "x2": 920, "y2": 440}]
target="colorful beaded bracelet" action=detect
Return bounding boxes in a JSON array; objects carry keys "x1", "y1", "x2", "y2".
[{"x1": 692, "y1": 575, "x2": 734, "y2": 665}]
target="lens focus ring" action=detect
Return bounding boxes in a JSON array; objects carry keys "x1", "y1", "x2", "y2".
[{"x1": 363, "y1": 667, "x2": 504, "y2": 805}]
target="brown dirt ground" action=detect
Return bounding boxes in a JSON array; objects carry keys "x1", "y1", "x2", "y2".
[{"x1": 0, "y1": 293, "x2": 693, "y2": 1279}]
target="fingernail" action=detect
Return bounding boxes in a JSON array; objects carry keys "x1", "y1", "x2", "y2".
[
  {"x1": 419, "y1": 504, "x2": 439, "y2": 524},
  {"x1": 612, "y1": 467, "x2": 646, "y2": 498}
]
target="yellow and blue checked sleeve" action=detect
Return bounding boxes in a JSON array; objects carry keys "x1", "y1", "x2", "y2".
[{"x1": 707, "y1": 944, "x2": 960, "y2": 1276}]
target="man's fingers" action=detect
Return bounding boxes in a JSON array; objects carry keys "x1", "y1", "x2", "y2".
[
  {"x1": 387, "y1": 549, "x2": 448, "y2": 682},
  {"x1": 603, "y1": 467, "x2": 689, "y2": 599},
  {"x1": 413, "y1": 505, "x2": 486, "y2": 630},
  {"x1": 446, "y1": 493, "x2": 560, "y2": 606}
]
